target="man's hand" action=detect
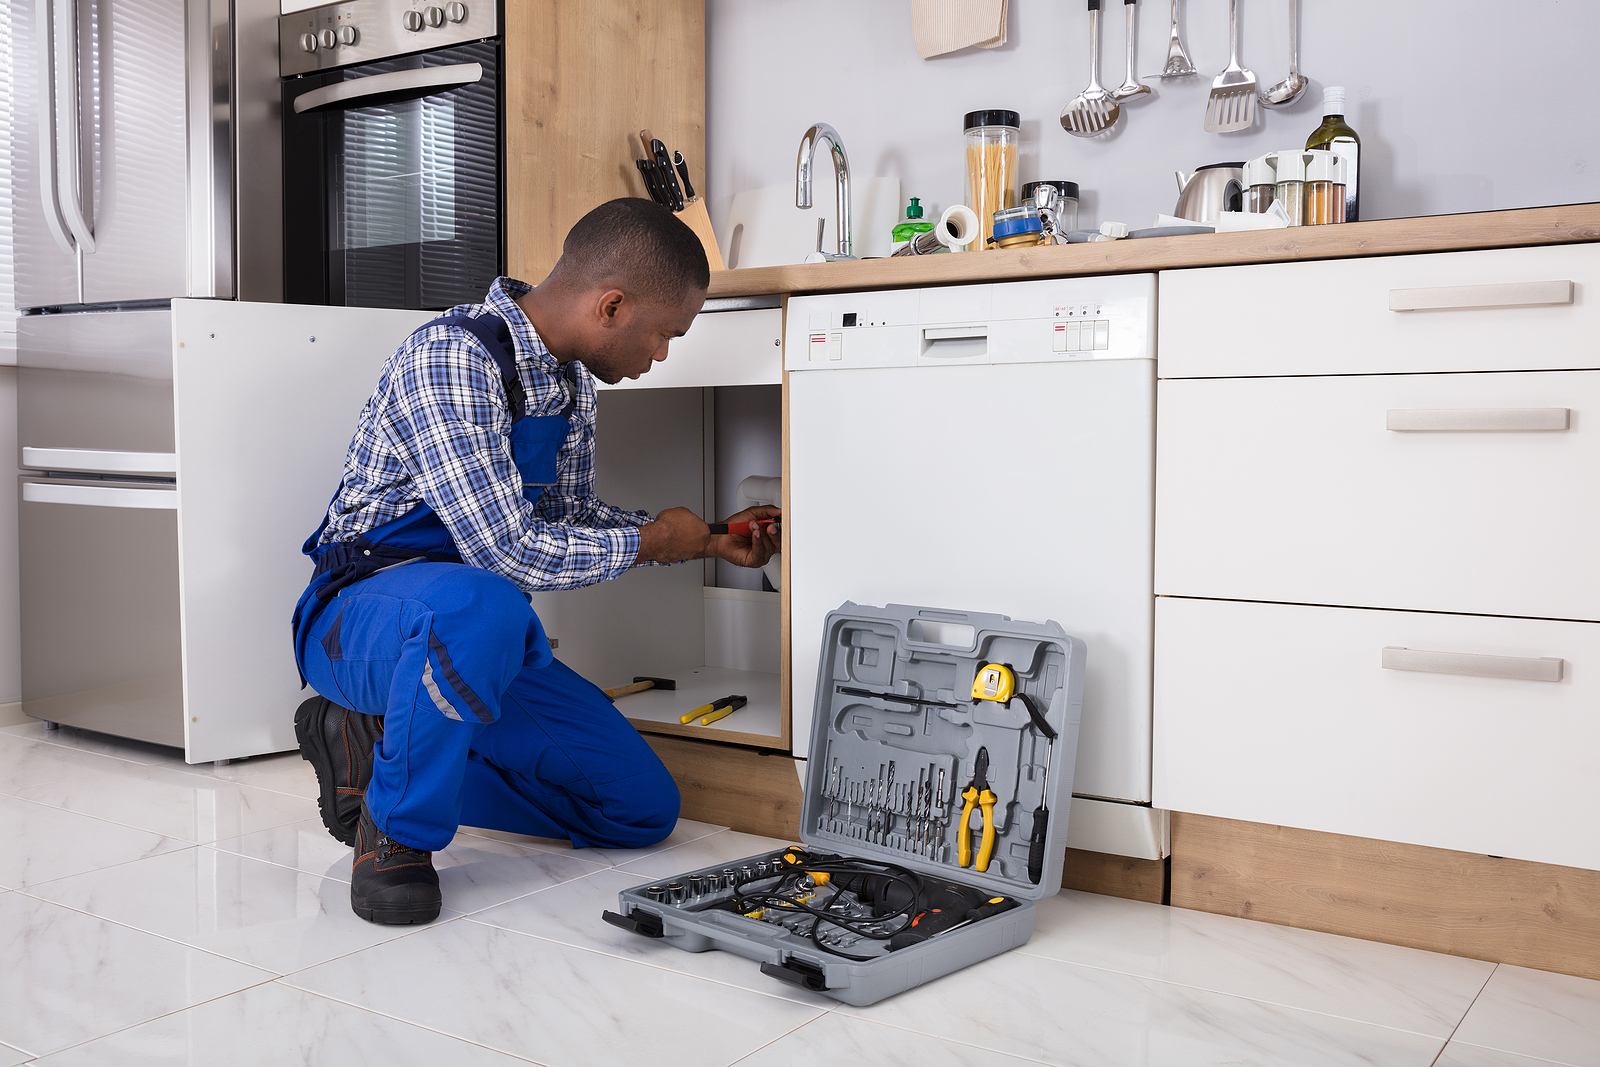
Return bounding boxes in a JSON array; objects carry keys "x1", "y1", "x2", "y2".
[
  {"x1": 710, "y1": 506, "x2": 782, "y2": 569},
  {"x1": 637, "y1": 507, "x2": 711, "y2": 565}
]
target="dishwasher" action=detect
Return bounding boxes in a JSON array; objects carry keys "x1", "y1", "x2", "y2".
[{"x1": 786, "y1": 275, "x2": 1159, "y2": 858}]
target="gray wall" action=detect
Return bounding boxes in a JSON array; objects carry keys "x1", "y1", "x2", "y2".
[{"x1": 707, "y1": 0, "x2": 1598, "y2": 242}]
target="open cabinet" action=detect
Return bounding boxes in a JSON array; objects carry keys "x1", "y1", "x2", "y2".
[{"x1": 530, "y1": 301, "x2": 788, "y2": 750}]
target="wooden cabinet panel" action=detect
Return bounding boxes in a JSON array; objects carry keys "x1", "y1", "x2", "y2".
[{"x1": 505, "y1": 0, "x2": 705, "y2": 282}]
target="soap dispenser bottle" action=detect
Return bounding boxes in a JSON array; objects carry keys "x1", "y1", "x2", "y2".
[{"x1": 891, "y1": 197, "x2": 935, "y2": 252}]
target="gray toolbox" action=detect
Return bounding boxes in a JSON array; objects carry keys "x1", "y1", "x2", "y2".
[{"x1": 601, "y1": 602, "x2": 1085, "y2": 1006}]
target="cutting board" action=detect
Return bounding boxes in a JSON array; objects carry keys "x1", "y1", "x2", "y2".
[
  {"x1": 722, "y1": 177, "x2": 903, "y2": 268},
  {"x1": 912, "y1": 0, "x2": 1007, "y2": 59}
]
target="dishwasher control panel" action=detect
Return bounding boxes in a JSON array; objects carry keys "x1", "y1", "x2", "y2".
[{"x1": 786, "y1": 275, "x2": 1157, "y2": 371}]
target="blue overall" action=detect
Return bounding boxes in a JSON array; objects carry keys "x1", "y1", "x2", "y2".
[{"x1": 291, "y1": 313, "x2": 679, "y2": 852}]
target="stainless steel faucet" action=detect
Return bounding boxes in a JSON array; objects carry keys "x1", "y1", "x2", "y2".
[{"x1": 795, "y1": 122, "x2": 853, "y2": 259}]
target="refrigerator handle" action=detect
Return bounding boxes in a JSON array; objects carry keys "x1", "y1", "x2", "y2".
[
  {"x1": 55, "y1": 0, "x2": 96, "y2": 253},
  {"x1": 33, "y1": 0, "x2": 76, "y2": 256}
]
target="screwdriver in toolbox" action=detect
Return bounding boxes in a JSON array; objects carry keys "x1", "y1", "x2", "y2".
[{"x1": 1027, "y1": 736, "x2": 1053, "y2": 885}]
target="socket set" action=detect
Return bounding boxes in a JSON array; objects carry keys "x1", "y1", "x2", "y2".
[{"x1": 604, "y1": 603, "x2": 1084, "y2": 1007}]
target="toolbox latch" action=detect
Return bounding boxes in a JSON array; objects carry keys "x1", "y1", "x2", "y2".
[
  {"x1": 601, "y1": 908, "x2": 665, "y2": 939},
  {"x1": 760, "y1": 956, "x2": 829, "y2": 992}
]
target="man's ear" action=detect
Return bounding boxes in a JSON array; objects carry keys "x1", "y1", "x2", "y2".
[{"x1": 596, "y1": 288, "x2": 625, "y2": 327}]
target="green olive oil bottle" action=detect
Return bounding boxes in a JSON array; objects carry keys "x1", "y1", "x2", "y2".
[{"x1": 1306, "y1": 86, "x2": 1361, "y2": 221}]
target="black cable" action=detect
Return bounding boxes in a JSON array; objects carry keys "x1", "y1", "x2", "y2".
[{"x1": 729, "y1": 849, "x2": 926, "y2": 962}]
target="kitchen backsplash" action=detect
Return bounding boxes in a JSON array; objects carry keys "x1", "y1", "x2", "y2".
[{"x1": 707, "y1": 0, "x2": 1597, "y2": 243}]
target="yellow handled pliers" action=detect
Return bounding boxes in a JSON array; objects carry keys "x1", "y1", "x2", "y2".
[{"x1": 958, "y1": 746, "x2": 998, "y2": 872}]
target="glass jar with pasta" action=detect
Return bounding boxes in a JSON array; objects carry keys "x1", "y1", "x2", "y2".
[{"x1": 963, "y1": 110, "x2": 1020, "y2": 253}]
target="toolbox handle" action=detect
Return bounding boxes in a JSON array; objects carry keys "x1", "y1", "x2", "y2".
[
  {"x1": 601, "y1": 908, "x2": 665, "y2": 939},
  {"x1": 760, "y1": 957, "x2": 829, "y2": 992},
  {"x1": 906, "y1": 614, "x2": 979, "y2": 652}
]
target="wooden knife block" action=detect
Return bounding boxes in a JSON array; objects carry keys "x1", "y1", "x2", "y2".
[{"x1": 675, "y1": 198, "x2": 726, "y2": 272}]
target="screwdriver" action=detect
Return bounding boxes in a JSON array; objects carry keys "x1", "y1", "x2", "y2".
[
  {"x1": 1027, "y1": 737, "x2": 1053, "y2": 885},
  {"x1": 708, "y1": 518, "x2": 779, "y2": 536}
]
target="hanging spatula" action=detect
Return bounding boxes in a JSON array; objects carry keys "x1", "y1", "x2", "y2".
[
  {"x1": 1204, "y1": 0, "x2": 1258, "y2": 133},
  {"x1": 1060, "y1": 0, "x2": 1121, "y2": 137}
]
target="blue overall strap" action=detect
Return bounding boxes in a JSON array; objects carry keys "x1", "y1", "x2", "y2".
[{"x1": 426, "y1": 312, "x2": 526, "y2": 418}]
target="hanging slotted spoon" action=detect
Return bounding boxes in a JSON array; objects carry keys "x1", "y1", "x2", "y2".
[
  {"x1": 1204, "y1": 0, "x2": 1258, "y2": 132},
  {"x1": 1061, "y1": 0, "x2": 1122, "y2": 137}
]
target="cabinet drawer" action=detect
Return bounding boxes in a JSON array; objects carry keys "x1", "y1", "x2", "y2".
[
  {"x1": 1153, "y1": 597, "x2": 1600, "y2": 869},
  {"x1": 600, "y1": 307, "x2": 781, "y2": 391},
  {"x1": 1155, "y1": 370, "x2": 1600, "y2": 621},
  {"x1": 1160, "y1": 243, "x2": 1600, "y2": 378}
]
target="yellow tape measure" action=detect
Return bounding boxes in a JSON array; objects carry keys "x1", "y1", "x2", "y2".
[{"x1": 971, "y1": 663, "x2": 1016, "y2": 703}]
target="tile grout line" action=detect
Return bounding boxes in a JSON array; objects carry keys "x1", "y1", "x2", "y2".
[
  {"x1": 269, "y1": 974, "x2": 563, "y2": 1065},
  {"x1": 9, "y1": 838, "x2": 202, "y2": 895},
  {"x1": 1427, "y1": 963, "x2": 1586, "y2": 1067},
  {"x1": 3, "y1": 973, "x2": 284, "y2": 1064},
  {"x1": 14, "y1": 849, "x2": 457, "y2": 979},
  {"x1": 1428, "y1": 961, "x2": 1497, "y2": 1067},
  {"x1": 278, "y1": 983, "x2": 552, "y2": 1066},
  {"x1": 1010, "y1": 943, "x2": 1486, "y2": 1045}
]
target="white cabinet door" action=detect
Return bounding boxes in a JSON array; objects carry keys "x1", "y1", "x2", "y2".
[
  {"x1": 599, "y1": 307, "x2": 781, "y2": 391},
  {"x1": 1160, "y1": 244, "x2": 1600, "y2": 378},
  {"x1": 1153, "y1": 596, "x2": 1600, "y2": 870},
  {"x1": 1156, "y1": 370, "x2": 1600, "y2": 622}
]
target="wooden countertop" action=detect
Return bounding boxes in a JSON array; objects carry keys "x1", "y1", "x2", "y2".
[{"x1": 706, "y1": 203, "x2": 1600, "y2": 299}]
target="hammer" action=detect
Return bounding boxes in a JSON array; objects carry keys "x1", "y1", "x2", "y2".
[{"x1": 603, "y1": 676, "x2": 676, "y2": 700}]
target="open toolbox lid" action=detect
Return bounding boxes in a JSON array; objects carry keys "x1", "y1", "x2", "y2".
[{"x1": 799, "y1": 603, "x2": 1086, "y2": 902}]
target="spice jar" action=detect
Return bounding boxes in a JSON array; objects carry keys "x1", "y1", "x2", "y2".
[
  {"x1": 1304, "y1": 151, "x2": 1347, "y2": 225},
  {"x1": 988, "y1": 204, "x2": 1045, "y2": 250},
  {"x1": 1272, "y1": 150, "x2": 1312, "y2": 226},
  {"x1": 964, "y1": 109, "x2": 1020, "y2": 252},
  {"x1": 1243, "y1": 154, "x2": 1277, "y2": 214}
]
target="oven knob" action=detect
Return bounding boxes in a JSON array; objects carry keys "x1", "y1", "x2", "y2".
[
  {"x1": 402, "y1": 10, "x2": 423, "y2": 31},
  {"x1": 425, "y1": 6, "x2": 445, "y2": 27},
  {"x1": 298, "y1": 31, "x2": 318, "y2": 53},
  {"x1": 338, "y1": 25, "x2": 358, "y2": 45},
  {"x1": 445, "y1": 2, "x2": 467, "y2": 21},
  {"x1": 319, "y1": 28, "x2": 337, "y2": 49}
]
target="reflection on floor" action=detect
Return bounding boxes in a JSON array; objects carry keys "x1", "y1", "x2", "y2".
[{"x1": 1, "y1": 720, "x2": 1597, "y2": 1066}]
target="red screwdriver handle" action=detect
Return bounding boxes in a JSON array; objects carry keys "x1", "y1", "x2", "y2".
[{"x1": 709, "y1": 518, "x2": 779, "y2": 537}]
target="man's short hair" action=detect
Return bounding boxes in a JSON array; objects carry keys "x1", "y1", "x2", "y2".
[{"x1": 557, "y1": 197, "x2": 710, "y2": 302}]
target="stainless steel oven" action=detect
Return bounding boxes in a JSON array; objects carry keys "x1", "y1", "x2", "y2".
[{"x1": 279, "y1": 1, "x2": 502, "y2": 310}]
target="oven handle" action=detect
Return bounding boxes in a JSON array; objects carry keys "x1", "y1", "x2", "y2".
[
  {"x1": 291, "y1": 62, "x2": 485, "y2": 115},
  {"x1": 23, "y1": 481, "x2": 177, "y2": 511}
]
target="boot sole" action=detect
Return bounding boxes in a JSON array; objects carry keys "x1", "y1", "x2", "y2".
[
  {"x1": 351, "y1": 899, "x2": 442, "y2": 925},
  {"x1": 295, "y1": 700, "x2": 358, "y2": 847}
]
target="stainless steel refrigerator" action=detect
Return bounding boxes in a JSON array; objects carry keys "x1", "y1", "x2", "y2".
[{"x1": 10, "y1": 0, "x2": 281, "y2": 747}]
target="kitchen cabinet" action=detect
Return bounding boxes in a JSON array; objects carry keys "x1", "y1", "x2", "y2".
[
  {"x1": 1154, "y1": 242, "x2": 1600, "y2": 871},
  {"x1": 531, "y1": 305, "x2": 788, "y2": 750},
  {"x1": 1159, "y1": 243, "x2": 1600, "y2": 378},
  {"x1": 1156, "y1": 370, "x2": 1600, "y2": 621},
  {"x1": 1154, "y1": 596, "x2": 1600, "y2": 871},
  {"x1": 505, "y1": 0, "x2": 705, "y2": 282}
]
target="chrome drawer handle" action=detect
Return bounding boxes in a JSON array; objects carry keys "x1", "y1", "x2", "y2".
[
  {"x1": 1386, "y1": 408, "x2": 1570, "y2": 433},
  {"x1": 1388, "y1": 279, "x2": 1574, "y2": 312},
  {"x1": 1381, "y1": 646, "x2": 1564, "y2": 683}
]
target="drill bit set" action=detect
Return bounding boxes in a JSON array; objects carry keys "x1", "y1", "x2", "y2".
[
  {"x1": 818, "y1": 759, "x2": 952, "y2": 861},
  {"x1": 602, "y1": 603, "x2": 1085, "y2": 1007}
]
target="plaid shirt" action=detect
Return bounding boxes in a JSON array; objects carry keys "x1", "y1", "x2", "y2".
[{"x1": 316, "y1": 277, "x2": 652, "y2": 592}]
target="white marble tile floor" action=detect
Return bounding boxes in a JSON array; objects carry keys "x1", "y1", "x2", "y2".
[{"x1": 4, "y1": 724, "x2": 1599, "y2": 1066}]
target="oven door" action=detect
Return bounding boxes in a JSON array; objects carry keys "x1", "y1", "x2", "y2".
[{"x1": 282, "y1": 39, "x2": 502, "y2": 310}]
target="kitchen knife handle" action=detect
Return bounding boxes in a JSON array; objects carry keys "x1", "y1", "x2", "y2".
[{"x1": 674, "y1": 151, "x2": 697, "y2": 201}]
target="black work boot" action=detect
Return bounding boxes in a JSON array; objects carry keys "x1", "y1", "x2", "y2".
[
  {"x1": 294, "y1": 695, "x2": 383, "y2": 846},
  {"x1": 351, "y1": 803, "x2": 442, "y2": 925}
]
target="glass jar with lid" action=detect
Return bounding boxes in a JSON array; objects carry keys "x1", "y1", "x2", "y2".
[{"x1": 964, "y1": 109, "x2": 1020, "y2": 252}]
